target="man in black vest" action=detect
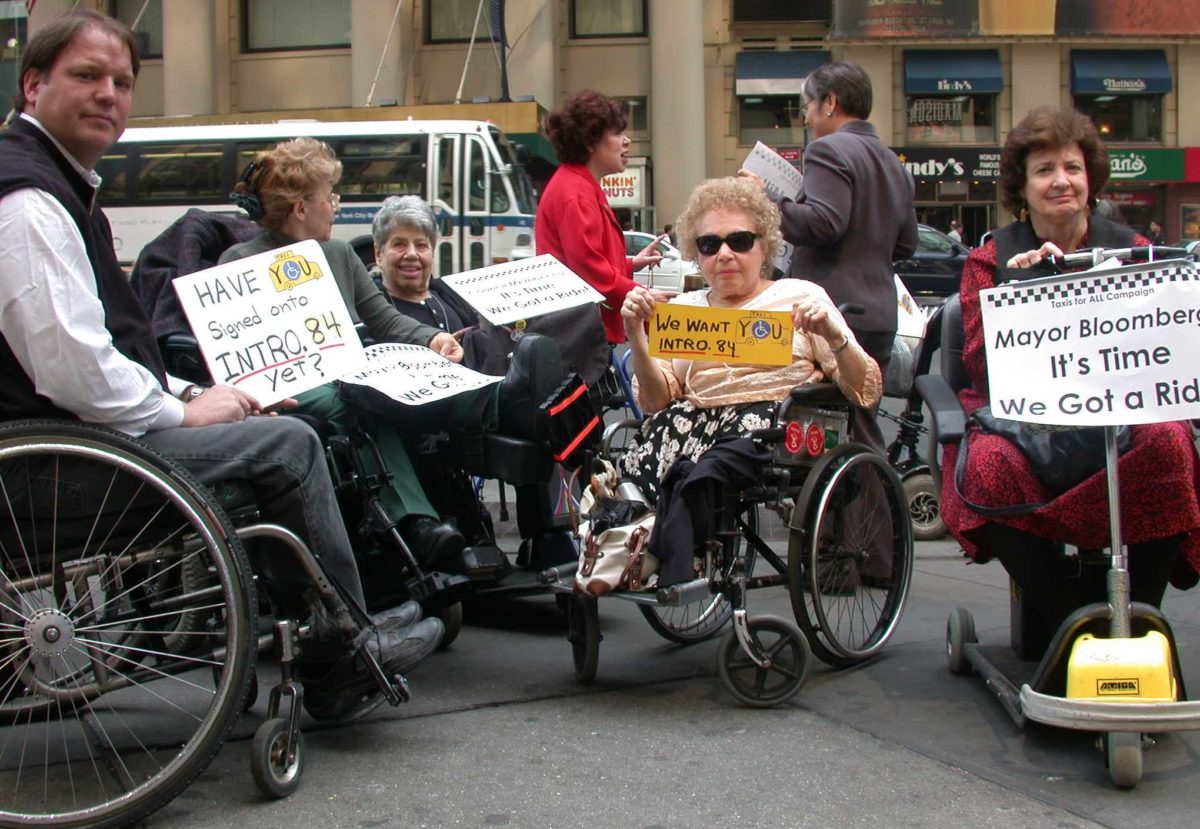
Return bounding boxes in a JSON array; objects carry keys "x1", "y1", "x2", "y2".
[{"x1": 0, "y1": 9, "x2": 441, "y2": 722}]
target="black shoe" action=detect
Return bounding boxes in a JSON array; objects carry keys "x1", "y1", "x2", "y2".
[
  {"x1": 302, "y1": 617, "x2": 444, "y2": 722},
  {"x1": 371, "y1": 599, "x2": 422, "y2": 631},
  {"x1": 401, "y1": 516, "x2": 466, "y2": 570},
  {"x1": 498, "y1": 333, "x2": 565, "y2": 440}
]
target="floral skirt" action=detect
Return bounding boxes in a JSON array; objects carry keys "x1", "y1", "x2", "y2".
[{"x1": 616, "y1": 398, "x2": 775, "y2": 503}]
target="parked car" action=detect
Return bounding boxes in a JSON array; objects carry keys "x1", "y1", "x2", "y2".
[
  {"x1": 624, "y1": 231, "x2": 699, "y2": 293},
  {"x1": 894, "y1": 224, "x2": 970, "y2": 302}
]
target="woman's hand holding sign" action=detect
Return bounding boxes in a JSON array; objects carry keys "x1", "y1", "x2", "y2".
[
  {"x1": 621, "y1": 285, "x2": 657, "y2": 342},
  {"x1": 428, "y1": 332, "x2": 464, "y2": 363},
  {"x1": 1005, "y1": 241, "x2": 1065, "y2": 270}
]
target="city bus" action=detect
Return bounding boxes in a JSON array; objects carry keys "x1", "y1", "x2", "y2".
[{"x1": 97, "y1": 119, "x2": 538, "y2": 273}]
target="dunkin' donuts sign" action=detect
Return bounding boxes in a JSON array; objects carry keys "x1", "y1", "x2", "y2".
[{"x1": 601, "y1": 166, "x2": 645, "y2": 208}]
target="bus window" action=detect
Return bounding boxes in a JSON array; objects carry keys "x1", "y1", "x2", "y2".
[
  {"x1": 466, "y1": 137, "x2": 487, "y2": 213},
  {"x1": 492, "y1": 128, "x2": 535, "y2": 214},
  {"x1": 136, "y1": 144, "x2": 223, "y2": 200},
  {"x1": 338, "y1": 137, "x2": 427, "y2": 197},
  {"x1": 470, "y1": 241, "x2": 484, "y2": 270},
  {"x1": 236, "y1": 143, "x2": 273, "y2": 180},
  {"x1": 436, "y1": 136, "x2": 455, "y2": 207},
  {"x1": 96, "y1": 152, "x2": 129, "y2": 205}
]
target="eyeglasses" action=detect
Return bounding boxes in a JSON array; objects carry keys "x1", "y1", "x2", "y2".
[{"x1": 695, "y1": 231, "x2": 757, "y2": 257}]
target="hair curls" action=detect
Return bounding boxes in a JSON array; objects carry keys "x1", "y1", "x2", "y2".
[
  {"x1": 674, "y1": 177, "x2": 782, "y2": 270},
  {"x1": 545, "y1": 90, "x2": 627, "y2": 166},
  {"x1": 229, "y1": 137, "x2": 342, "y2": 232}
]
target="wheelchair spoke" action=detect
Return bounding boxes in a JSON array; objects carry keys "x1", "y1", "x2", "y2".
[
  {"x1": 68, "y1": 640, "x2": 215, "y2": 710},
  {"x1": 68, "y1": 538, "x2": 204, "y2": 629},
  {"x1": 75, "y1": 601, "x2": 225, "y2": 634}
]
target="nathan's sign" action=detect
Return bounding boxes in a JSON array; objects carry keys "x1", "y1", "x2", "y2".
[
  {"x1": 173, "y1": 239, "x2": 364, "y2": 406},
  {"x1": 648, "y1": 303, "x2": 793, "y2": 366},
  {"x1": 979, "y1": 259, "x2": 1200, "y2": 427}
]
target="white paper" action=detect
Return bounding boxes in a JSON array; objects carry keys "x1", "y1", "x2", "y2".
[
  {"x1": 979, "y1": 258, "x2": 1200, "y2": 426},
  {"x1": 743, "y1": 142, "x2": 803, "y2": 273},
  {"x1": 172, "y1": 239, "x2": 365, "y2": 407},
  {"x1": 339, "y1": 343, "x2": 502, "y2": 406},
  {"x1": 440, "y1": 254, "x2": 604, "y2": 325}
]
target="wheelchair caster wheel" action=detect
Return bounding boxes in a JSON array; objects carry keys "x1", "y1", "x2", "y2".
[
  {"x1": 946, "y1": 607, "x2": 976, "y2": 675},
  {"x1": 251, "y1": 717, "x2": 304, "y2": 799},
  {"x1": 903, "y1": 472, "x2": 945, "y2": 541},
  {"x1": 435, "y1": 602, "x2": 463, "y2": 649},
  {"x1": 568, "y1": 595, "x2": 601, "y2": 684},
  {"x1": 717, "y1": 616, "x2": 810, "y2": 708},
  {"x1": 1105, "y1": 731, "x2": 1143, "y2": 789}
]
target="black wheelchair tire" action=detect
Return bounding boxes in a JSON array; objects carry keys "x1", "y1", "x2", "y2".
[
  {"x1": 0, "y1": 419, "x2": 257, "y2": 829},
  {"x1": 716, "y1": 616, "x2": 811, "y2": 708},
  {"x1": 903, "y1": 470, "x2": 946, "y2": 541},
  {"x1": 251, "y1": 717, "x2": 305, "y2": 799},
  {"x1": 788, "y1": 444, "x2": 913, "y2": 666}
]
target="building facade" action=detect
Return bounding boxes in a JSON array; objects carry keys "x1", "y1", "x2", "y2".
[{"x1": 17, "y1": 0, "x2": 1200, "y2": 241}]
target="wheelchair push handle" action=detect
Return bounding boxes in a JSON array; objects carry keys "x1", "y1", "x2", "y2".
[{"x1": 1049, "y1": 245, "x2": 1196, "y2": 271}]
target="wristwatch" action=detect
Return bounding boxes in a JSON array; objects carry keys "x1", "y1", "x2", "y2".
[{"x1": 182, "y1": 384, "x2": 207, "y2": 402}]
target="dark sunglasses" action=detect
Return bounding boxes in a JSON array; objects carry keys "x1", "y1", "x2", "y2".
[{"x1": 695, "y1": 231, "x2": 757, "y2": 256}]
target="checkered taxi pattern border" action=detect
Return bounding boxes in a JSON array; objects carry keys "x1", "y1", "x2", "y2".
[{"x1": 984, "y1": 263, "x2": 1199, "y2": 308}]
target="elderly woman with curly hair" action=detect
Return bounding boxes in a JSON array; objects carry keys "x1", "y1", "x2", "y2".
[
  {"x1": 536, "y1": 89, "x2": 669, "y2": 346},
  {"x1": 617, "y1": 177, "x2": 882, "y2": 502}
]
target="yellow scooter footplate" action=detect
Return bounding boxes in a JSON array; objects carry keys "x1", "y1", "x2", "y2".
[{"x1": 1066, "y1": 631, "x2": 1176, "y2": 702}]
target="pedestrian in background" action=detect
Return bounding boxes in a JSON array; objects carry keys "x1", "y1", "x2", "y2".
[
  {"x1": 1148, "y1": 218, "x2": 1166, "y2": 245},
  {"x1": 948, "y1": 219, "x2": 963, "y2": 243}
]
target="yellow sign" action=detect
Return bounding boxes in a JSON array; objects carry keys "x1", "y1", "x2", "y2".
[
  {"x1": 648, "y1": 304, "x2": 792, "y2": 365},
  {"x1": 268, "y1": 250, "x2": 324, "y2": 292}
]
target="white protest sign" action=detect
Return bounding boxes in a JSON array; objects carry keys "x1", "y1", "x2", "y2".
[
  {"x1": 440, "y1": 254, "x2": 604, "y2": 325},
  {"x1": 742, "y1": 141, "x2": 803, "y2": 273},
  {"x1": 340, "y1": 343, "x2": 502, "y2": 405},
  {"x1": 980, "y1": 258, "x2": 1200, "y2": 426},
  {"x1": 172, "y1": 239, "x2": 364, "y2": 406}
]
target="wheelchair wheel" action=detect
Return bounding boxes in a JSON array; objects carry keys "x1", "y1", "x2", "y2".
[
  {"x1": 789, "y1": 445, "x2": 913, "y2": 666},
  {"x1": 0, "y1": 420, "x2": 257, "y2": 829},
  {"x1": 638, "y1": 502, "x2": 758, "y2": 645},
  {"x1": 946, "y1": 607, "x2": 976, "y2": 675},
  {"x1": 567, "y1": 595, "x2": 600, "y2": 684},
  {"x1": 903, "y1": 471, "x2": 946, "y2": 541},
  {"x1": 434, "y1": 602, "x2": 463, "y2": 649},
  {"x1": 251, "y1": 717, "x2": 305, "y2": 799},
  {"x1": 1105, "y1": 732, "x2": 1143, "y2": 789},
  {"x1": 716, "y1": 616, "x2": 811, "y2": 708}
]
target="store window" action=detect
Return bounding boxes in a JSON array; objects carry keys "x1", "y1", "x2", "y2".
[
  {"x1": 427, "y1": 0, "x2": 497, "y2": 43},
  {"x1": 905, "y1": 96, "x2": 995, "y2": 144},
  {"x1": 0, "y1": 4, "x2": 27, "y2": 97},
  {"x1": 571, "y1": 0, "x2": 646, "y2": 38},
  {"x1": 616, "y1": 96, "x2": 648, "y2": 134},
  {"x1": 1070, "y1": 50, "x2": 1169, "y2": 144},
  {"x1": 111, "y1": 0, "x2": 162, "y2": 59},
  {"x1": 903, "y1": 50, "x2": 1000, "y2": 145},
  {"x1": 738, "y1": 96, "x2": 805, "y2": 147},
  {"x1": 243, "y1": 0, "x2": 349, "y2": 52}
]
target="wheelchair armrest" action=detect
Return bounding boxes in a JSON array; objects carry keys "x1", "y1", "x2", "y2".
[
  {"x1": 788, "y1": 383, "x2": 847, "y2": 406},
  {"x1": 914, "y1": 374, "x2": 965, "y2": 444},
  {"x1": 161, "y1": 332, "x2": 212, "y2": 384}
]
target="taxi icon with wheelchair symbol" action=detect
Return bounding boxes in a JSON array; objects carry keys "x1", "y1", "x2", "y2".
[{"x1": 268, "y1": 250, "x2": 324, "y2": 291}]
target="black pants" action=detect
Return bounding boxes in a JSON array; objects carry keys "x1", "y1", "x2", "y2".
[
  {"x1": 984, "y1": 523, "x2": 1180, "y2": 640},
  {"x1": 850, "y1": 329, "x2": 893, "y2": 455}
]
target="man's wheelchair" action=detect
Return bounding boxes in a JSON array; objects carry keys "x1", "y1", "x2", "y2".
[
  {"x1": 0, "y1": 417, "x2": 420, "y2": 826},
  {"x1": 545, "y1": 383, "x2": 915, "y2": 708},
  {"x1": 918, "y1": 245, "x2": 1200, "y2": 789}
]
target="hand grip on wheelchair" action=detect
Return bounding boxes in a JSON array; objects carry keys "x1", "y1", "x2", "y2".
[{"x1": 1049, "y1": 245, "x2": 1196, "y2": 271}]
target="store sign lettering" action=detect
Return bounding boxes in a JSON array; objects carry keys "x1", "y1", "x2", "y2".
[
  {"x1": 1110, "y1": 154, "x2": 1148, "y2": 179},
  {"x1": 1104, "y1": 78, "x2": 1148, "y2": 93},
  {"x1": 903, "y1": 157, "x2": 965, "y2": 177},
  {"x1": 936, "y1": 79, "x2": 973, "y2": 92},
  {"x1": 600, "y1": 168, "x2": 645, "y2": 207}
]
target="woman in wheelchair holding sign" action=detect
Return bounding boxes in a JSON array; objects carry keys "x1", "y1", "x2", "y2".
[
  {"x1": 617, "y1": 176, "x2": 881, "y2": 501},
  {"x1": 942, "y1": 106, "x2": 1200, "y2": 650}
]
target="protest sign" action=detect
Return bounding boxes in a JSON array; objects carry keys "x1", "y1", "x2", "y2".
[
  {"x1": 648, "y1": 303, "x2": 793, "y2": 365},
  {"x1": 172, "y1": 239, "x2": 364, "y2": 406},
  {"x1": 980, "y1": 258, "x2": 1200, "y2": 426},
  {"x1": 340, "y1": 343, "x2": 502, "y2": 405},
  {"x1": 743, "y1": 141, "x2": 803, "y2": 273},
  {"x1": 440, "y1": 254, "x2": 604, "y2": 325}
]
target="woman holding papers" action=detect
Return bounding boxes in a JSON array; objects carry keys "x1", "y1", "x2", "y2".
[
  {"x1": 740, "y1": 61, "x2": 917, "y2": 453},
  {"x1": 616, "y1": 177, "x2": 880, "y2": 501},
  {"x1": 536, "y1": 89, "x2": 669, "y2": 345},
  {"x1": 942, "y1": 106, "x2": 1200, "y2": 652},
  {"x1": 222, "y1": 138, "x2": 566, "y2": 570}
]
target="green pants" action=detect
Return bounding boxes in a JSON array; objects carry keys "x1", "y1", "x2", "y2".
[{"x1": 293, "y1": 382, "x2": 498, "y2": 526}]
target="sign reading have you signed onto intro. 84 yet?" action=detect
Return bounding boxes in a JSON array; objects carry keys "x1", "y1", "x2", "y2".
[
  {"x1": 648, "y1": 304, "x2": 793, "y2": 366},
  {"x1": 979, "y1": 258, "x2": 1200, "y2": 427},
  {"x1": 172, "y1": 239, "x2": 365, "y2": 407}
]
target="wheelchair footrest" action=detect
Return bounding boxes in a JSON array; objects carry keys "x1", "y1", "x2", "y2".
[
  {"x1": 457, "y1": 542, "x2": 511, "y2": 579},
  {"x1": 656, "y1": 578, "x2": 712, "y2": 607},
  {"x1": 404, "y1": 570, "x2": 471, "y2": 602}
]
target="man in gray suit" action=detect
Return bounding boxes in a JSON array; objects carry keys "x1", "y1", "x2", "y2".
[{"x1": 743, "y1": 61, "x2": 917, "y2": 451}]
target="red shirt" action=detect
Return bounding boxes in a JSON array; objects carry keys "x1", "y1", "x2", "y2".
[{"x1": 535, "y1": 163, "x2": 636, "y2": 343}]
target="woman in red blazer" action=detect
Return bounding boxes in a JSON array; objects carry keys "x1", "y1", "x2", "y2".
[{"x1": 536, "y1": 90, "x2": 669, "y2": 344}]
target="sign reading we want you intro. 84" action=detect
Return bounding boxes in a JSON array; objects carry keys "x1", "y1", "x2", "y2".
[{"x1": 979, "y1": 259, "x2": 1200, "y2": 427}]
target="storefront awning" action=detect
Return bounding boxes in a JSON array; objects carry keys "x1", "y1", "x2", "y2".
[
  {"x1": 1071, "y1": 50, "x2": 1172, "y2": 95},
  {"x1": 735, "y1": 50, "x2": 830, "y2": 96},
  {"x1": 903, "y1": 50, "x2": 1002, "y2": 95}
]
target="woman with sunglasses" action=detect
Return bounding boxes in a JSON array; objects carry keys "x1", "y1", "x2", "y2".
[{"x1": 616, "y1": 177, "x2": 881, "y2": 501}]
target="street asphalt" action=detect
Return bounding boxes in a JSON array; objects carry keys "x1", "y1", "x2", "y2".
[{"x1": 146, "y1": 516, "x2": 1200, "y2": 829}]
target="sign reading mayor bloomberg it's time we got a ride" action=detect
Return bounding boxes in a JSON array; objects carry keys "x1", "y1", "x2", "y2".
[{"x1": 980, "y1": 259, "x2": 1200, "y2": 427}]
